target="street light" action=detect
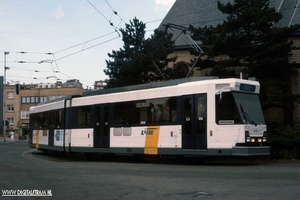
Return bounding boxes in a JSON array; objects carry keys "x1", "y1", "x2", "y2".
[{"x1": 3, "y1": 52, "x2": 9, "y2": 142}]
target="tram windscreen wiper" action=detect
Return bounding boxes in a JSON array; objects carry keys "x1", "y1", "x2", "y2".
[{"x1": 240, "y1": 104, "x2": 257, "y2": 126}]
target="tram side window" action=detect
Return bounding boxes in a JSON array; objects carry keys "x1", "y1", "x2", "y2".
[
  {"x1": 52, "y1": 109, "x2": 63, "y2": 128},
  {"x1": 114, "y1": 102, "x2": 139, "y2": 125},
  {"x1": 77, "y1": 106, "x2": 91, "y2": 127},
  {"x1": 31, "y1": 112, "x2": 49, "y2": 129},
  {"x1": 215, "y1": 92, "x2": 242, "y2": 125},
  {"x1": 30, "y1": 114, "x2": 39, "y2": 129},
  {"x1": 113, "y1": 97, "x2": 177, "y2": 125},
  {"x1": 137, "y1": 97, "x2": 177, "y2": 124}
]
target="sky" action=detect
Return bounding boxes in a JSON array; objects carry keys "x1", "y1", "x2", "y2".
[{"x1": 0, "y1": 0, "x2": 176, "y2": 89}]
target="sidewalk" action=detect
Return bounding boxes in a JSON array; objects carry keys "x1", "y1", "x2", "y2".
[
  {"x1": 0, "y1": 136, "x2": 14, "y2": 143},
  {"x1": 0, "y1": 136, "x2": 24, "y2": 143}
]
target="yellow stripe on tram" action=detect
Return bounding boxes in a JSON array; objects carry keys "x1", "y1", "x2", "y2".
[
  {"x1": 35, "y1": 130, "x2": 39, "y2": 149},
  {"x1": 144, "y1": 126, "x2": 160, "y2": 155}
]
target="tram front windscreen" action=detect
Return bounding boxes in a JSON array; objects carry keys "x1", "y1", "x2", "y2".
[{"x1": 216, "y1": 92, "x2": 265, "y2": 125}]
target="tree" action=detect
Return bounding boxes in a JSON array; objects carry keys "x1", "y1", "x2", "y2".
[
  {"x1": 190, "y1": 0, "x2": 300, "y2": 125},
  {"x1": 104, "y1": 17, "x2": 176, "y2": 88},
  {"x1": 190, "y1": 0, "x2": 299, "y2": 78}
]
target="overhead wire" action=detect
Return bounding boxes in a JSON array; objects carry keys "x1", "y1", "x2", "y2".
[
  {"x1": 55, "y1": 36, "x2": 120, "y2": 61},
  {"x1": 1, "y1": 6, "x2": 227, "y2": 64},
  {"x1": 104, "y1": 0, "x2": 126, "y2": 29},
  {"x1": 87, "y1": 0, "x2": 110, "y2": 23},
  {"x1": 51, "y1": 54, "x2": 60, "y2": 73},
  {"x1": 87, "y1": 0, "x2": 122, "y2": 36},
  {"x1": 54, "y1": 31, "x2": 116, "y2": 54},
  {"x1": 0, "y1": 50, "x2": 53, "y2": 55},
  {"x1": 3, "y1": 4, "x2": 235, "y2": 86},
  {"x1": 2, "y1": 31, "x2": 121, "y2": 81},
  {"x1": 3, "y1": 2, "x2": 169, "y2": 86},
  {"x1": 0, "y1": 12, "x2": 221, "y2": 69}
]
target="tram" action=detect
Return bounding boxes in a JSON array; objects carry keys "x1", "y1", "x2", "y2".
[{"x1": 28, "y1": 77, "x2": 269, "y2": 156}]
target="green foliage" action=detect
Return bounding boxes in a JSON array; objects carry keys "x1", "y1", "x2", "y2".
[
  {"x1": 104, "y1": 17, "x2": 176, "y2": 88},
  {"x1": 190, "y1": 0, "x2": 300, "y2": 126},
  {"x1": 268, "y1": 123, "x2": 300, "y2": 159},
  {"x1": 190, "y1": 0, "x2": 299, "y2": 79}
]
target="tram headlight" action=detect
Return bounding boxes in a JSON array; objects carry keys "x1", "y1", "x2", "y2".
[
  {"x1": 251, "y1": 138, "x2": 255, "y2": 143},
  {"x1": 258, "y1": 138, "x2": 262, "y2": 143},
  {"x1": 246, "y1": 137, "x2": 250, "y2": 142},
  {"x1": 263, "y1": 137, "x2": 267, "y2": 142}
]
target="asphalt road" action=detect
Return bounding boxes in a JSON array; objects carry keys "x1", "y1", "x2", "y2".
[{"x1": 0, "y1": 140, "x2": 300, "y2": 200}]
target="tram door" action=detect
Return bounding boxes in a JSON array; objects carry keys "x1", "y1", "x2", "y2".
[
  {"x1": 48, "y1": 111, "x2": 55, "y2": 146},
  {"x1": 94, "y1": 105, "x2": 110, "y2": 148},
  {"x1": 182, "y1": 94, "x2": 207, "y2": 149}
]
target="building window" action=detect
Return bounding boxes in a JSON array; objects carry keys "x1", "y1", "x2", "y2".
[
  {"x1": 7, "y1": 118, "x2": 14, "y2": 125},
  {"x1": 21, "y1": 110, "x2": 30, "y2": 119},
  {"x1": 49, "y1": 95, "x2": 63, "y2": 100},
  {"x1": 22, "y1": 97, "x2": 29, "y2": 103},
  {"x1": 175, "y1": 62, "x2": 189, "y2": 78},
  {"x1": 7, "y1": 105, "x2": 14, "y2": 112},
  {"x1": 49, "y1": 96, "x2": 56, "y2": 100},
  {"x1": 21, "y1": 96, "x2": 41, "y2": 104},
  {"x1": 40, "y1": 96, "x2": 47, "y2": 103},
  {"x1": 31, "y1": 96, "x2": 35, "y2": 103},
  {"x1": 7, "y1": 91, "x2": 14, "y2": 99},
  {"x1": 22, "y1": 97, "x2": 27, "y2": 103}
]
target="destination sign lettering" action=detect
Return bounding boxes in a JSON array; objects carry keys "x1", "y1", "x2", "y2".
[{"x1": 240, "y1": 84, "x2": 256, "y2": 92}]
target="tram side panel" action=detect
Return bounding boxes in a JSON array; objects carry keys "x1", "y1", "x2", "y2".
[
  {"x1": 110, "y1": 125, "x2": 182, "y2": 155},
  {"x1": 53, "y1": 129, "x2": 71, "y2": 148},
  {"x1": 70, "y1": 128, "x2": 93, "y2": 147},
  {"x1": 32, "y1": 130, "x2": 48, "y2": 148},
  {"x1": 31, "y1": 129, "x2": 70, "y2": 148}
]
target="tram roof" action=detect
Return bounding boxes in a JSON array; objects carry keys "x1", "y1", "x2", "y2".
[
  {"x1": 83, "y1": 76, "x2": 219, "y2": 97},
  {"x1": 34, "y1": 94, "x2": 77, "y2": 107}
]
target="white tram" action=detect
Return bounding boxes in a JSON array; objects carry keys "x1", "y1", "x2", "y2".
[{"x1": 28, "y1": 77, "x2": 269, "y2": 156}]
